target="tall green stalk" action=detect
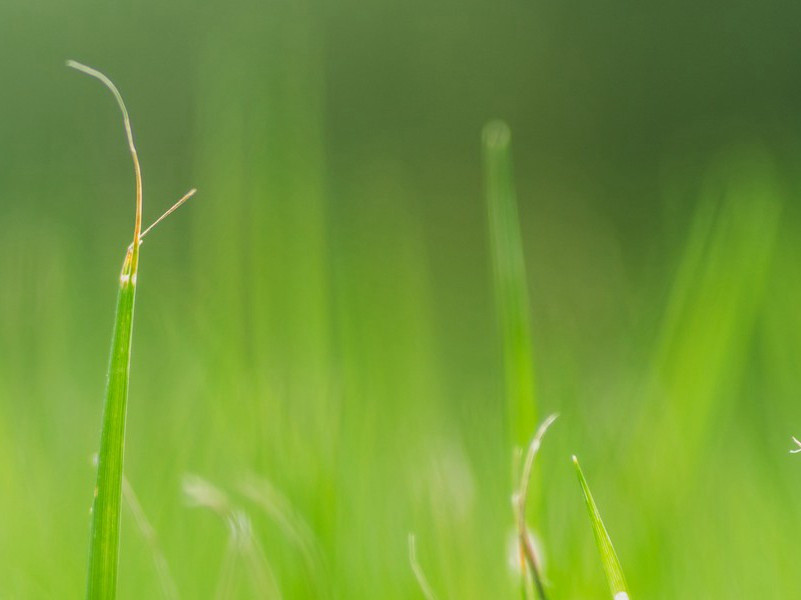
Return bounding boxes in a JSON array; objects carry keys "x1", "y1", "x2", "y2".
[
  {"x1": 482, "y1": 120, "x2": 537, "y2": 452},
  {"x1": 68, "y1": 60, "x2": 142, "y2": 600}
]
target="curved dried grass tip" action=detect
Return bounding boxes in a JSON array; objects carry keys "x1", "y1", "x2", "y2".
[
  {"x1": 66, "y1": 59, "x2": 142, "y2": 253},
  {"x1": 518, "y1": 413, "x2": 559, "y2": 498}
]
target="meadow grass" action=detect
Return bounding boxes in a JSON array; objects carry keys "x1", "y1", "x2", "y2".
[{"x1": 0, "y1": 22, "x2": 796, "y2": 598}]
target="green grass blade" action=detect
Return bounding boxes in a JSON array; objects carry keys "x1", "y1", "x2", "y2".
[
  {"x1": 572, "y1": 456, "x2": 629, "y2": 600},
  {"x1": 69, "y1": 60, "x2": 143, "y2": 600},
  {"x1": 482, "y1": 120, "x2": 536, "y2": 451},
  {"x1": 87, "y1": 252, "x2": 138, "y2": 598}
]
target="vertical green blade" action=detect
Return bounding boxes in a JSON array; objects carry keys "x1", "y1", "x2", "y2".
[
  {"x1": 68, "y1": 60, "x2": 144, "y2": 600},
  {"x1": 482, "y1": 120, "x2": 536, "y2": 451},
  {"x1": 572, "y1": 456, "x2": 629, "y2": 599},
  {"x1": 87, "y1": 252, "x2": 138, "y2": 599}
]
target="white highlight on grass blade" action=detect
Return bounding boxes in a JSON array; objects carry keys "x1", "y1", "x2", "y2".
[
  {"x1": 790, "y1": 436, "x2": 801, "y2": 454},
  {"x1": 518, "y1": 414, "x2": 558, "y2": 507},
  {"x1": 183, "y1": 474, "x2": 231, "y2": 513},
  {"x1": 614, "y1": 593, "x2": 630, "y2": 600},
  {"x1": 408, "y1": 533, "x2": 438, "y2": 600}
]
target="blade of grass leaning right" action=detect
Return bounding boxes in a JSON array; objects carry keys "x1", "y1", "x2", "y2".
[
  {"x1": 572, "y1": 456, "x2": 629, "y2": 600},
  {"x1": 482, "y1": 120, "x2": 537, "y2": 454}
]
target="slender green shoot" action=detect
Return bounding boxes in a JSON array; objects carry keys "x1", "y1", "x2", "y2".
[
  {"x1": 69, "y1": 60, "x2": 195, "y2": 599},
  {"x1": 482, "y1": 120, "x2": 537, "y2": 452},
  {"x1": 513, "y1": 414, "x2": 557, "y2": 600},
  {"x1": 407, "y1": 533, "x2": 438, "y2": 600},
  {"x1": 69, "y1": 59, "x2": 143, "y2": 600},
  {"x1": 572, "y1": 456, "x2": 630, "y2": 600}
]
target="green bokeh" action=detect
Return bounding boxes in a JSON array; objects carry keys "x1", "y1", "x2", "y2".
[{"x1": 2, "y1": 0, "x2": 801, "y2": 597}]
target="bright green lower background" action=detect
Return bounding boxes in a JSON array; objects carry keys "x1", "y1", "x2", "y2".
[{"x1": 3, "y1": 0, "x2": 801, "y2": 598}]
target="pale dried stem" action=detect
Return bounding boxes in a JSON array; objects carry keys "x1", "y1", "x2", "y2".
[
  {"x1": 66, "y1": 60, "x2": 142, "y2": 263},
  {"x1": 514, "y1": 413, "x2": 558, "y2": 600}
]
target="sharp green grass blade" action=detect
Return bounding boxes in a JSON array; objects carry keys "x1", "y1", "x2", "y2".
[
  {"x1": 68, "y1": 60, "x2": 143, "y2": 600},
  {"x1": 69, "y1": 61, "x2": 195, "y2": 599},
  {"x1": 87, "y1": 251, "x2": 139, "y2": 598},
  {"x1": 572, "y1": 456, "x2": 629, "y2": 600},
  {"x1": 482, "y1": 120, "x2": 536, "y2": 451}
]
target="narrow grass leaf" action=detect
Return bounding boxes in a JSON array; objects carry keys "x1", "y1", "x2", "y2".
[
  {"x1": 572, "y1": 456, "x2": 629, "y2": 600},
  {"x1": 482, "y1": 120, "x2": 536, "y2": 452},
  {"x1": 70, "y1": 60, "x2": 195, "y2": 599},
  {"x1": 68, "y1": 60, "x2": 143, "y2": 600}
]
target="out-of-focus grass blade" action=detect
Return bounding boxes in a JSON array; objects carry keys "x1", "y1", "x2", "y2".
[
  {"x1": 407, "y1": 533, "x2": 438, "y2": 600},
  {"x1": 68, "y1": 60, "x2": 143, "y2": 600},
  {"x1": 122, "y1": 477, "x2": 180, "y2": 600},
  {"x1": 482, "y1": 120, "x2": 536, "y2": 451},
  {"x1": 183, "y1": 475, "x2": 281, "y2": 599},
  {"x1": 572, "y1": 456, "x2": 629, "y2": 600}
]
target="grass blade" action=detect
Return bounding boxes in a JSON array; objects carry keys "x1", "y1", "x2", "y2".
[
  {"x1": 407, "y1": 533, "x2": 438, "y2": 600},
  {"x1": 482, "y1": 120, "x2": 537, "y2": 451},
  {"x1": 68, "y1": 60, "x2": 143, "y2": 600},
  {"x1": 572, "y1": 456, "x2": 629, "y2": 600},
  {"x1": 514, "y1": 414, "x2": 558, "y2": 600},
  {"x1": 70, "y1": 60, "x2": 195, "y2": 599},
  {"x1": 87, "y1": 242, "x2": 138, "y2": 599}
]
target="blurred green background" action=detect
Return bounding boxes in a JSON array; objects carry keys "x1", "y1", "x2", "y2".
[{"x1": 3, "y1": 0, "x2": 801, "y2": 597}]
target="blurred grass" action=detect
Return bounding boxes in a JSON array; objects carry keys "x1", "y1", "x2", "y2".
[
  {"x1": 483, "y1": 120, "x2": 537, "y2": 453},
  {"x1": 3, "y1": 0, "x2": 801, "y2": 598}
]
